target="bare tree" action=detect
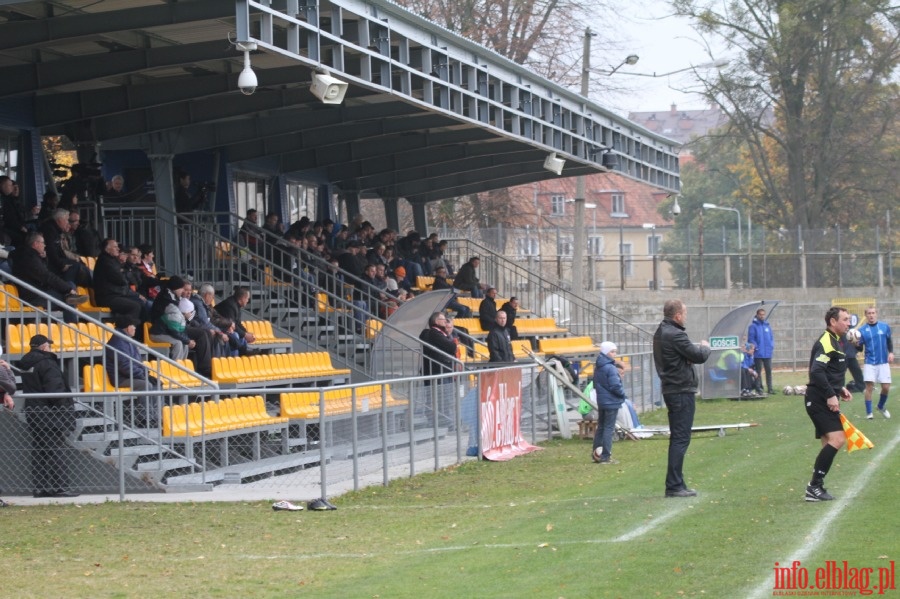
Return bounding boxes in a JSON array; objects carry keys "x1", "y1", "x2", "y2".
[{"x1": 674, "y1": 0, "x2": 900, "y2": 229}]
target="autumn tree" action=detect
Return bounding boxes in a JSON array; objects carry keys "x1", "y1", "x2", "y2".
[{"x1": 673, "y1": 0, "x2": 900, "y2": 230}]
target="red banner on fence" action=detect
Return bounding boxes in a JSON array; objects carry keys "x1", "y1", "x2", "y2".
[{"x1": 480, "y1": 367, "x2": 541, "y2": 461}]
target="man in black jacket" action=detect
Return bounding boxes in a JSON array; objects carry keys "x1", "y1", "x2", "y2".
[
  {"x1": 214, "y1": 287, "x2": 257, "y2": 355},
  {"x1": 499, "y1": 296, "x2": 520, "y2": 340},
  {"x1": 17, "y1": 335, "x2": 80, "y2": 498},
  {"x1": 39, "y1": 208, "x2": 92, "y2": 287},
  {"x1": 93, "y1": 238, "x2": 144, "y2": 323},
  {"x1": 419, "y1": 312, "x2": 458, "y2": 427},
  {"x1": 478, "y1": 287, "x2": 498, "y2": 333},
  {"x1": 11, "y1": 232, "x2": 87, "y2": 322},
  {"x1": 487, "y1": 311, "x2": 514, "y2": 363},
  {"x1": 652, "y1": 299, "x2": 710, "y2": 498}
]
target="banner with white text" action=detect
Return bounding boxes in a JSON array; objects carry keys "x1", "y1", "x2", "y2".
[{"x1": 480, "y1": 367, "x2": 542, "y2": 461}]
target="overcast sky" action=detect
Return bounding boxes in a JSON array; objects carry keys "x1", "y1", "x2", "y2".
[{"x1": 592, "y1": 1, "x2": 726, "y2": 115}]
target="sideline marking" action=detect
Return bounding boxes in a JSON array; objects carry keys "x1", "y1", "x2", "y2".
[
  {"x1": 745, "y1": 425, "x2": 900, "y2": 599},
  {"x1": 242, "y1": 503, "x2": 692, "y2": 561}
]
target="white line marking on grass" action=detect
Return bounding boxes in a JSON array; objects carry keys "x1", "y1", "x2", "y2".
[
  {"x1": 241, "y1": 503, "x2": 693, "y2": 561},
  {"x1": 746, "y1": 426, "x2": 900, "y2": 599}
]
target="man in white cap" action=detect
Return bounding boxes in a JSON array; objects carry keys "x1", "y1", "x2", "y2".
[{"x1": 591, "y1": 341, "x2": 627, "y2": 464}]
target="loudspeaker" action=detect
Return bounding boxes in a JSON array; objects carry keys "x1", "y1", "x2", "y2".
[
  {"x1": 310, "y1": 72, "x2": 349, "y2": 104},
  {"x1": 543, "y1": 152, "x2": 565, "y2": 175}
]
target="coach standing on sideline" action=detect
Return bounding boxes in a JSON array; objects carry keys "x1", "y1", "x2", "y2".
[
  {"x1": 748, "y1": 307, "x2": 775, "y2": 394},
  {"x1": 803, "y1": 306, "x2": 853, "y2": 502},
  {"x1": 652, "y1": 299, "x2": 710, "y2": 498}
]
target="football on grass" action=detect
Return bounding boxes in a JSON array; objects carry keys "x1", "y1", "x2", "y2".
[{"x1": 782, "y1": 386, "x2": 794, "y2": 396}]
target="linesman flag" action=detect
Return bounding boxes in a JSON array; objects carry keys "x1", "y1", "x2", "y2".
[{"x1": 840, "y1": 414, "x2": 874, "y2": 452}]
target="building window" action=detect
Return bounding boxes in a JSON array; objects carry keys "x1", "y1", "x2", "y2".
[
  {"x1": 516, "y1": 237, "x2": 539, "y2": 256},
  {"x1": 550, "y1": 194, "x2": 565, "y2": 216},
  {"x1": 233, "y1": 176, "x2": 268, "y2": 230},
  {"x1": 588, "y1": 235, "x2": 603, "y2": 256},
  {"x1": 286, "y1": 181, "x2": 317, "y2": 224},
  {"x1": 557, "y1": 236, "x2": 573, "y2": 256},
  {"x1": 620, "y1": 242, "x2": 633, "y2": 276},
  {"x1": 647, "y1": 234, "x2": 661, "y2": 255},
  {"x1": 610, "y1": 193, "x2": 626, "y2": 217}
]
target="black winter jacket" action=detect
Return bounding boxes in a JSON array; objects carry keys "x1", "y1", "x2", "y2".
[{"x1": 652, "y1": 317, "x2": 711, "y2": 395}]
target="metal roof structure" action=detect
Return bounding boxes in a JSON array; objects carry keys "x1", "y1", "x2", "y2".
[{"x1": 0, "y1": 0, "x2": 681, "y2": 205}]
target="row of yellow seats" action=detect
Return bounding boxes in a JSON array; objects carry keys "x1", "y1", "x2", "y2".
[
  {"x1": 537, "y1": 336, "x2": 598, "y2": 355},
  {"x1": 280, "y1": 384, "x2": 406, "y2": 419},
  {"x1": 450, "y1": 317, "x2": 486, "y2": 334},
  {"x1": 82, "y1": 363, "x2": 132, "y2": 393},
  {"x1": 7, "y1": 322, "x2": 105, "y2": 355},
  {"x1": 210, "y1": 352, "x2": 351, "y2": 384},
  {"x1": 462, "y1": 339, "x2": 539, "y2": 362},
  {"x1": 243, "y1": 320, "x2": 292, "y2": 344},
  {"x1": 74, "y1": 286, "x2": 112, "y2": 315},
  {"x1": 515, "y1": 318, "x2": 568, "y2": 334},
  {"x1": 161, "y1": 396, "x2": 287, "y2": 437},
  {"x1": 143, "y1": 359, "x2": 207, "y2": 388},
  {"x1": 0, "y1": 283, "x2": 37, "y2": 313}
]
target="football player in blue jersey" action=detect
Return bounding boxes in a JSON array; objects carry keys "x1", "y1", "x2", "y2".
[{"x1": 858, "y1": 306, "x2": 892, "y2": 419}]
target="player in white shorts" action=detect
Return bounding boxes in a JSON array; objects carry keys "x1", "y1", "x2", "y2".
[{"x1": 857, "y1": 306, "x2": 893, "y2": 419}]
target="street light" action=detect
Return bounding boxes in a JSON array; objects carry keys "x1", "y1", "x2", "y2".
[
  {"x1": 643, "y1": 223, "x2": 659, "y2": 290},
  {"x1": 703, "y1": 202, "x2": 743, "y2": 287},
  {"x1": 591, "y1": 58, "x2": 728, "y2": 77}
]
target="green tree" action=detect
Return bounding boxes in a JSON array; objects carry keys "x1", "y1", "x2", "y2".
[{"x1": 673, "y1": 0, "x2": 900, "y2": 230}]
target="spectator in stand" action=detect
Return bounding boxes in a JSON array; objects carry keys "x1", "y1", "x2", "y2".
[
  {"x1": 748, "y1": 307, "x2": 775, "y2": 394},
  {"x1": 432, "y1": 265, "x2": 471, "y2": 317},
  {"x1": 11, "y1": 232, "x2": 87, "y2": 322},
  {"x1": 37, "y1": 191, "x2": 60, "y2": 225},
  {"x1": 487, "y1": 310, "x2": 514, "y2": 363},
  {"x1": 174, "y1": 170, "x2": 205, "y2": 213},
  {"x1": 138, "y1": 244, "x2": 158, "y2": 278},
  {"x1": 106, "y1": 316, "x2": 158, "y2": 426},
  {"x1": 62, "y1": 211, "x2": 84, "y2": 258},
  {"x1": 0, "y1": 175, "x2": 28, "y2": 247},
  {"x1": 367, "y1": 242, "x2": 389, "y2": 268},
  {"x1": 338, "y1": 240, "x2": 367, "y2": 279},
  {"x1": 213, "y1": 287, "x2": 258, "y2": 355},
  {"x1": 149, "y1": 276, "x2": 196, "y2": 362},
  {"x1": 105, "y1": 174, "x2": 126, "y2": 198},
  {"x1": 193, "y1": 284, "x2": 238, "y2": 357},
  {"x1": 500, "y1": 296, "x2": 520, "y2": 340},
  {"x1": 419, "y1": 312, "x2": 458, "y2": 426},
  {"x1": 39, "y1": 208, "x2": 92, "y2": 287},
  {"x1": 478, "y1": 286, "x2": 499, "y2": 333},
  {"x1": 261, "y1": 212, "x2": 283, "y2": 240},
  {"x1": 93, "y1": 238, "x2": 145, "y2": 324},
  {"x1": 238, "y1": 209, "x2": 263, "y2": 255},
  {"x1": 455, "y1": 256, "x2": 486, "y2": 298}
]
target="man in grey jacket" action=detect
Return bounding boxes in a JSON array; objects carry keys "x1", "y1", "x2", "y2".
[{"x1": 652, "y1": 299, "x2": 710, "y2": 498}]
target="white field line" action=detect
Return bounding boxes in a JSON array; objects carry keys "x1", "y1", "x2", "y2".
[
  {"x1": 745, "y1": 424, "x2": 900, "y2": 599},
  {"x1": 241, "y1": 502, "x2": 693, "y2": 561}
]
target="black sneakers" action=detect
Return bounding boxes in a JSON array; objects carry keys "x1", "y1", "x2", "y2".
[
  {"x1": 307, "y1": 498, "x2": 337, "y2": 511},
  {"x1": 805, "y1": 484, "x2": 834, "y2": 502},
  {"x1": 665, "y1": 488, "x2": 697, "y2": 498}
]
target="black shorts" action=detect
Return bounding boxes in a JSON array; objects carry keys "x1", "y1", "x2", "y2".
[{"x1": 804, "y1": 396, "x2": 842, "y2": 439}]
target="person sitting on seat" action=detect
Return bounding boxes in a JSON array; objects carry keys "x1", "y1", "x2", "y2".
[{"x1": 11, "y1": 232, "x2": 87, "y2": 322}]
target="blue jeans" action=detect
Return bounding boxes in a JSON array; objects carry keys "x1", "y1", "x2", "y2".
[
  {"x1": 592, "y1": 407, "x2": 619, "y2": 460},
  {"x1": 663, "y1": 392, "x2": 695, "y2": 492}
]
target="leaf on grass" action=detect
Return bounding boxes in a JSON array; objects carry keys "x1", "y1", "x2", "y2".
[
  {"x1": 546, "y1": 523, "x2": 553, "y2": 532},
  {"x1": 538, "y1": 542, "x2": 550, "y2": 548}
]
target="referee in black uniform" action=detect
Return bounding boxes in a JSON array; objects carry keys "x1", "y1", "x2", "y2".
[{"x1": 803, "y1": 306, "x2": 853, "y2": 502}]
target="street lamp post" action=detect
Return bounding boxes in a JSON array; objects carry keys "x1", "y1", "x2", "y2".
[
  {"x1": 702, "y1": 202, "x2": 742, "y2": 286},
  {"x1": 571, "y1": 27, "x2": 593, "y2": 298},
  {"x1": 643, "y1": 223, "x2": 658, "y2": 290}
]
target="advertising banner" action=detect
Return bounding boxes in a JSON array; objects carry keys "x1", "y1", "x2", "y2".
[{"x1": 480, "y1": 367, "x2": 541, "y2": 461}]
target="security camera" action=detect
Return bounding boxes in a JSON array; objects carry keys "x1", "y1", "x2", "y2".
[
  {"x1": 235, "y1": 41, "x2": 258, "y2": 96},
  {"x1": 671, "y1": 195, "x2": 682, "y2": 215}
]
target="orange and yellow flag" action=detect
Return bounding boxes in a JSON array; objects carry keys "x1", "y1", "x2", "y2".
[{"x1": 840, "y1": 414, "x2": 874, "y2": 453}]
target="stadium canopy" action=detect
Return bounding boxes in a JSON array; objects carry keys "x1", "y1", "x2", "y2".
[{"x1": 0, "y1": 0, "x2": 681, "y2": 223}]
